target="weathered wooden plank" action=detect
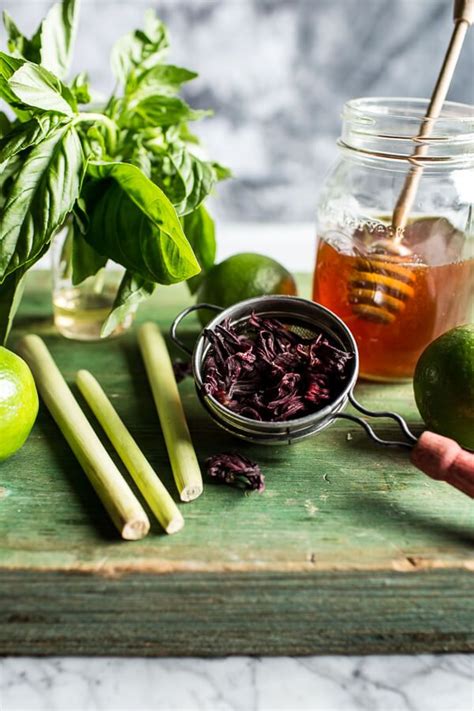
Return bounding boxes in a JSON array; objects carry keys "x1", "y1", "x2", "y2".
[
  {"x1": 2, "y1": 570, "x2": 473, "y2": 656},
  {"x1": 0, "y1": 271, "x2": 473, "y2": 655}
]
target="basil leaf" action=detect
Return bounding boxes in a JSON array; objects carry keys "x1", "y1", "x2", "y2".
[
  {"x1": 0, "y1": 112, "x2": 11, "y2": 136},
  {"x1": 3, "y1": 11, "x2": 24, "y2": 51},
  {"x1": 71, "y1": 224, "x2": 107, "y2": 286},
  {"x1": 0, "y1": 114, "x2": 64, "y2": 165},
  {"x1": 170, "y1": 149, "x2": 215, "y2": 216},
  {"x1": 8, "y1": 63, "x2": 75, "y2": 115},
  {"x1": 101, "y1": 270, "x2": 155, "y2": 338},
  {"x1": 0, "y1": 53, "x2": 24, "y2": 80},
  {"x1": 181, "y1": 205, "x2": 216, "y2": 294},
  {"x1": 128, "y1": 64, "x2": 197, "y2": 99},
  {"x1": 71, "y1": 72, "x2": 91, "y2": 104},
  {"x1": 0, "y1": 52, "x2": 28, "y2": 108},
  {"x1": 0, "y1": 268, "x2": 26, "y2": 345},
  {"x1": 0, "y1": 241, "x2": 49, "y2": 344},
  {"x1": 131, "y1": 143, "x2": 152, "y2": 178},
  {"x1": 212, "y1": 162, "x2": 233, "y2": 181},
  {"x1": 152, "y1": 147, "x2": 216, "y2": 216},
  {"x1": 111, "y1": 10, "x2": 169, "y2": 86},
  {"x1": 0, "y1": 124, "x2": 84, "y2": 282},
  {"x1": 80, "y1": 125, "x2": 108, "y2": 161},
  {"x1": 2, "y1": 1, "x2": 79, "y2": 80},
  {"x1": 2, "y1": 11, "x2": 41, "y2": 64},
  {"x1": 120, "y1": 95, "x2": 209, "y2": 129},
  {"x1": 39, "y1": 0, "x2": 79, "y2": 79},
  {"x1": 85, "y1": 161, "x2": 200, "y2": 284},
  {"x1": 0, "y1": 156, "x2": 20, "y2": 209}
]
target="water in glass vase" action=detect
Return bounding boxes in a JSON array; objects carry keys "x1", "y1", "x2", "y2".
[
  {"x1": 53, "y1": 282, "x2": 133, "y2": 341},
  {"x1": 51, "y1": 228, "x2": 135, "y2": 341}
]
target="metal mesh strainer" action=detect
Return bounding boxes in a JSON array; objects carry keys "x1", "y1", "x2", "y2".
[
  {"x1": 170, "y1": 295, "x2": 474, "y2": 498},
  {"x1": 171, "y1": 296, "x2": 417, "y2": 446}
]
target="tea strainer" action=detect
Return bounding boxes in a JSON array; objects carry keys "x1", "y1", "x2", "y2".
[{"x1": 171, "y1": 296, "x2": 474, "y2": 498}]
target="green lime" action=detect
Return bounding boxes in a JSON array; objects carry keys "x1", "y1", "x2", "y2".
[
  {"x1": 413, "y1": 324, "x2": 474, "y2": 449},
  {"x1": 0, "y1": 346, "x2": 39, "y2": 461},
  {"x1": 196, "y1": 253, "x2": 297, "y2": 325}
]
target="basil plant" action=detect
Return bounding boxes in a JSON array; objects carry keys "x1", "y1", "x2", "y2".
[{"x1": 0, "y1": 0, "x2": 229, "y2": 342}]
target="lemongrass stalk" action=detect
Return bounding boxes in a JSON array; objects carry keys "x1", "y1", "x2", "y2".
[
  {"x1": 138, "y1": 322, "x2": 203, "y2": 502},
  {"x1": 76, "y1": 370, "x2": 184, "y2": 534},
  {"x1": 17, "y1": 335, "x2": 150, "y2": 541}
]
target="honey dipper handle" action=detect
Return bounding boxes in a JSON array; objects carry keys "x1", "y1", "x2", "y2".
[
  {"x1": 410, "y1": 431, "x2": 474, "y2": 498},
  {"x1": 392, "y1": 0, "x2": 473, "y2": 233},
  {"x1": 454, "y1": 0, "x2": 474, "y2": 24}
]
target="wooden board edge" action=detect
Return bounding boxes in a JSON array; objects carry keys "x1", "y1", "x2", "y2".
[{"x1": 2, "y1": 569, "x2": 473, "y2": 656}]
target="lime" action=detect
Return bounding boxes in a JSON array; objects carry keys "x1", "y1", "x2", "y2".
[
  {"x1": 197, "y1": 253, "x2": 297, "y2": 324},
  {"x1": 0, "y1": 346, "x2": 39, "y2": 461},
  {"x1": 413, "y1": 324, "x2": 474, "y2": 449}
]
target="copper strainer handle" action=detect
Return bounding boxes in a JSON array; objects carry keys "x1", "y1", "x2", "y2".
[
  {"x1": 337, "y1": 395, "x2": 474, "y2": 499},
  {"x1": 411, "y1": 432, "x2": 474, "y2": 498}
]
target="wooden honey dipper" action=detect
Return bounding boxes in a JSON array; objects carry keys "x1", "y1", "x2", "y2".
[{"x1": 350, "y1": 0, "x2": 474, "y2": 324}]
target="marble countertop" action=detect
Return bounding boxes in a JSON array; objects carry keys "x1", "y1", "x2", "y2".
[{"x1": 1, "y1": 654, "x2": 472, "y2": 710}]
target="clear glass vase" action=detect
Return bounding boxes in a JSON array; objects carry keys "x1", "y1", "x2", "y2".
[{"x1": 51, "y1": 229, "x2": 135, "y2": 341}]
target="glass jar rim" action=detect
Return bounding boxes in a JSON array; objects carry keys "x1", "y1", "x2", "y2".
[
  {"x1": 345, "y1": 97, "x2": 474, "y2": 126},
  {"x1": 339, "y1": 96, "x2": 474, "y2": 165}
]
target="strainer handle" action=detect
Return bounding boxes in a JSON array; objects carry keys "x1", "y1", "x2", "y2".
[
  {"x1": 411, "y1": 432, "x2": 474, "y2": 498},
  {"x1": 170, "y1": 303, "x2": 223, "y2": 357}
]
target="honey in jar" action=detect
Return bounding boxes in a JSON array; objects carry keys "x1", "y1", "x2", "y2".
[{"x1": 313, "y1": 217, "x2": 474, "y2": 380}]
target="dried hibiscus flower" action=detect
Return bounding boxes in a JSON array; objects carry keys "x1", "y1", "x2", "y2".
[
  {"x1": 202, "y1": 313, "x2": 353, "y2": 422},
  {"x1": 173, "y1": 359, "x2": 193, "y2": 383},
  {"x1": 206, "y1": 453, "x2": 265, "y2": 492}
]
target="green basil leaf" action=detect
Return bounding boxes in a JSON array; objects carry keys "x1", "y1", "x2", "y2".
[
  {"x1": 0, "y1": 156, "x2": 20, "y2": 209},
  {"x1": 0, "y1": 114, "x2": 64, "y2": 165},
  {"x1": 152, "y1": 147, "x2": 216, "y2": 216},
  {"x1": 0, "y1": 268, "x2": 26, "y2": 345},
  {"x1": 181, "y1": 205, "x2": 216, "y2": 294},
  {"x1": 0, "y1": 124, "x2": 84, "y2": 282},
  {"x1": 3, "y1": 12, "x2": 31, "y2": 59},
  {"x1": 3, "y1": 11, "x2": 24, "y2": 51},
  {"x1": 2, "y1": 11, "x2": 42, "y2": 64},
  {"x1": 131, "y1": 143, "x2": 152, "y2": 178},
  {"x1": 0, "y1": 112, "x2": 11, "y2": 136},
  {"x1": 72, "y1": 196, "x2": 89, "y2": 234},
  {"x1": 70, "y1": 72, "x2": 91, "y2": 104},
  {"x1": 111, "y1": 10, "x2": 169, "y2": 86},
  {"x1": 128, "y1": 64, "x2": 197, "y2": 99},
  {"x1": 119, "y1": 95, "x2": 209, "y2": 129},
  {"x1": 71, "y1": 222, "x2": 108, "y2": 286},
  {"x1": 0, "y1": 240, "x2": 49, "y2": 344},
  {"x1": 2, "y1": 1, "x2": 78, "y2": 80},
  {"x1": 0, "y1": 53, "x2": 24, "y2": 80},
  {"x1": 101, "y1": 270, "x2": 155, "y2": 338},
  {"x1": 178, "y1": 123, "x2": 200, "y2": 145},
  {"x1": 39, "y1": 0, "x2": 79, "y2": 79},
  {"x1": 0, "y1": 52, "x2": 27, "y2": 107},
  {"x1": 8, "y1": 63, "x2": 75, "y2": 115},
  {"x1": 79, "y1": 124, "x2": 108, "y2": 161},
  {"x1": 85, "y1": 161, "x2": 200, "y2": 284},
  {"x1": 212, "y1": 162, "x2": 233, "y2": 181}
]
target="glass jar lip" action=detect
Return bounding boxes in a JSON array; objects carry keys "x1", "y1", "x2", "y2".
[
  {"x1": 344, "y1": 97, "x2": 474, "y2": 129},
  {"x1": 340, "y1": 97, "x2": 474, "y2": 164}
]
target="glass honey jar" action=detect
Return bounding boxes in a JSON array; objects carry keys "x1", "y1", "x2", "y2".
[{"x1": 313, "y1": 97, "x2": 474, "y2": 381}]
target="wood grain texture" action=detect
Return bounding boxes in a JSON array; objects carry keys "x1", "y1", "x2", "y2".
[{"x1": 1, "y1": 272, "x2": 473, "y2": 655}]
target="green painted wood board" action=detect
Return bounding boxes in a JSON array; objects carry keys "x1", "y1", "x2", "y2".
[{"x1": 1, "y1": 272, "x2": 473, "y2": 655}]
